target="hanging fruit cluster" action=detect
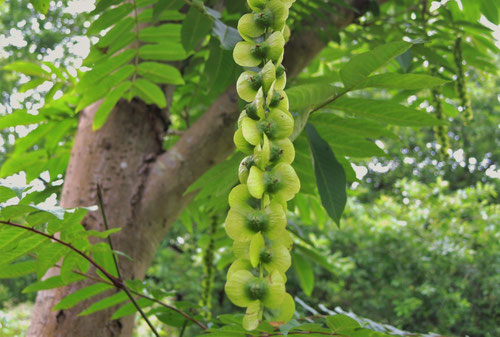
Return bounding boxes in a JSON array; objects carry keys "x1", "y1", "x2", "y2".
[
  {"x1": 453, "y1": 37, "x2": 473, "y2": 122},
  {"x1": 428, "y1": 66, "x2": 449, "y2": 159},
  {"x1": 431, "y1": 85, "x2": 450, "y2": 159},
  {"x1": 224, "y1": 0, "x2": 299, "y2": 330}
]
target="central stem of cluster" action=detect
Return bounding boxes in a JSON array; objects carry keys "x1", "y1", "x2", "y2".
[{"x1": 224, "y1": 0, "x2": 299, "y2": 331}]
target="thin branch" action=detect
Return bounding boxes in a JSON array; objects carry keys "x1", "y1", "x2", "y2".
[
  {"x1": 67, "y1": 269, "x2": 207, "y2": 330},
  {"x1": 297, "y1": 314, "x2": 328, "y2": 321},
  {"x1": 0, "y1": 220, "x2": 123, "y2": 288},
  {"x1": 183, "y1": 109, "x2": 191, "y2": 128},
  {"x1": 96, "y1": 185, "x2": 159, "y2": 336},
  {"x1": 96, "y1": 184, "x2": 122, "y2": 280},
  {"x1": 129, "y1": 289, "x2": 208, "y2": 330},
  {"x1": 167, "y1": 129, "x2": 185, "y2": 137},
  {"x1": 73, "y1": 270, "x2": 114, "y2": 286},
  {"x1": 260, "y1": 331, "x2": 345, "y2": 337},
  {"x1": 122, "y1": 286, "x2": 160, "y2": 336},
  {"x1": 179, "y1": 320, "x2": 188, "y2": 337},
  {"x1": 308, "y1": 89, "x2": 350, "y2": 116}
]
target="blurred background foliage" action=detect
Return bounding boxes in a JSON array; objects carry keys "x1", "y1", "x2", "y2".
[{"x1": 0, "y1": 0, "x2": 499, "y2": 336}]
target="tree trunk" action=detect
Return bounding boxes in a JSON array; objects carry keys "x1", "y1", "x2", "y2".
[
  {"x1": 27, "y1": 98, "x2": 165, "y2": 337},
  {"x1": 27, "y1": 1, "x2": 372, "y2": 334}
]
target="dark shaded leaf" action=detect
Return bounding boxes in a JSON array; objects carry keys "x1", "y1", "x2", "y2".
[
  {"x1": 306, "y1": 124, "x2": 346, "y2": 225},
  {"x1": 181, "y1": 7, "x2": 213, "y2": 52}
]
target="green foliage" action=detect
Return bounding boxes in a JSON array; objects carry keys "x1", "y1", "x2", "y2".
[
  {"x1": 305, "y1": 124, "x2": 346, "y2": 225},
  {"x1": 53, "y1": 283, "x2": 113, "y2": 311},
  {"x1": 291, "y1": 251, "x2": 314, "y2": 297},
  {"x1": 0, "y1": 303, "x2": 32, "y2": 337},
  {"x1": 182, "y1": 6, "x2": 213, "y2": 52},
  {"x1": 329, "y1": 97, "x2": 443, "y2": 126},
  {"x1": 294, "y1": 180, "x2": 500, "y2": 336},
  {"x1": 93, "y1": 81, "x2": 132, "y2": 130},
  {"x1": 0, "y1": 184, "x2": 208, "y2": 336},
  {"x1": 339, "y1": 41, "x2": 411, "y2": 89}
]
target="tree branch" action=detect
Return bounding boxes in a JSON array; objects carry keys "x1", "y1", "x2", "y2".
[{"x1": 0, "y1": 220, "x2": 207, "y2": 332}]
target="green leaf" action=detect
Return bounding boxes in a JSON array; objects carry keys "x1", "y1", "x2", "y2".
[
  {"x1": 185, "y1": 152, "x2": 244, "y2": 209},
  {"x1": 87, "y1": 3, "x2": 134, "y2": 35},
  {"x1": 0, "y1": 150, "x2": 46, "y2": 180},
  {"x1": 139, "y1": 24, "x2": 181, "y2": 43},
  {"x1": 0, "y1": 261, "x2": 36, "y2": 279},
  {"x1": 23, "y1": 273, "x2": 85, "y2": 293},
  {"x1": 133, "y1": 78, "x2": 167, "y2": 108},
  {"x1": 152, "y1": 0, "x2": 184, "y2": 20},
  {"x1": 44, "y1": 119, "x2": 76, "y2": 151},
  {"x1": 340, "y1": 41, "x2": 412, "y2": 88},
  {"x1": 311, "y1": 130, "x2": 385, "y2": 158},
  {"x1": 91, "y1": 0, "x2": 121, "y2": 14},
  {"x1": 105, "y1": 32, "x2": 136, "y2": 58},
  {"x1": 205, "y1": 39, "x2": 239, "y2": 95},
  {"x1": 212, "y1": 19, "x2": 242, "y2": 50},
  {"x1": 309, "y1": 113, "x2": 390, "y2": 158},
  {"x1": 77, "y1": 65, "x2": 135, "y2": 112},
  {"x1": 0, "y1": 204, "x2": 39, "y2": 220},
  {"x1": 306, "y1": 123, "x2": 346, "y2": 225},
  {"x1": 25, "y1": 208, "x2": 62, "y2": 226},
  {"x1": 140, "y1": 9, "x2": 185, "y2": 23},
  {"x1": 3, "y1": 61, "x2": 50, "y2": 77},
  {"x1": 286, "y1": 83, "x2": 342, "y2": 140},
  {"x1": 1, "y1": 235, "x2": 47, "y2": 266},
  {"x1": 325, "y1": 314, "x2": 360, "y2": 332},
  {"x1": 356, "y1": 73, "x2": 449, "y2": 90},
  {"x1": 36, "y1": 243, "x2": 69, "y2": 278},
  {"x1": 86, "y1": 228, "x2": 122, "y2": 239},
  {"x1": 78, "y1": 49, "x2": 136, "y2": 92},
  {"x1": 97, "y1": 17, "x2": 135, "y2": 48},
  {"x1": 136, "y1": 62, "x2": 184, "y2": 85},
  {"x1": 138, "y1": 42, "x2": 187, "y2": 61},
  {"x1": 42, "y1": 61, "x2": 67, "y2": 81},
  {"x1": 395, "y1": 49, "x2": 412, "y2": 73},
  {"x1": 0, "y1": 186, "x2": 17, "y2": 203},
  {"x1": 156, "y1": 307, "x2": 191, "y2": 328},
  {"x1": 13, "y1": 122, "x2": 56, "y2": 155},
  {"x1": 19, "y1": 78, "x2": 48, "y2": 92},
  {"x1": 411, "y1": 45, "x2": 455, "y2": 73},
  {"x1": 91, "y1": 243, "x2": 119, "y2": 279},
  {"x1": 181, "y1": 6, "x2": 213, "y2": 52},
  {"x1": 79, "y1": 291, "x2": 128, "y2": 316},
  {"x1": 93, "y1": 81, "x2": 132, "y2": 130},
  {"x1": 295, "y1": 244, "x2": 336, "y2": 275},
  {"x1": 0, "y1": 227, "x2": 26, "y2": 250},
  {"x1": 292, "y1": 134, "x2": 316, "y2": 195},
  {"x1": 480, "y1": 0, "x2": 498, "y2": 24},
  {"x1": 60, "y1": 251, "x2": 90, "y2": 283},
  {"x1": 53, "y1": 283, "x2": 113, "y2": 311},
  {"x1": 329, "y1": 97, "x2": 444, "y2": 126},
  {"x1": 29, "y1": 0, "x2": 50, "y2": 14},
  {"x1": 292, "y1": 251, "x2": 314, "y2": 296},
  {"x1": 45, "y1": 82, "x2": 63, "y2": 103},
  {"x1": 309, "y1": 113, "x2": 397, "y2": 139},
  {"x1": 111, "y1": 297, "x2": 155, "y2": 319}
]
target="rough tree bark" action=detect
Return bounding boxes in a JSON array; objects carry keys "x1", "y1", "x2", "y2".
[{"x1": 27, "y1": 2, "x2": 372, "y2": 336}]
